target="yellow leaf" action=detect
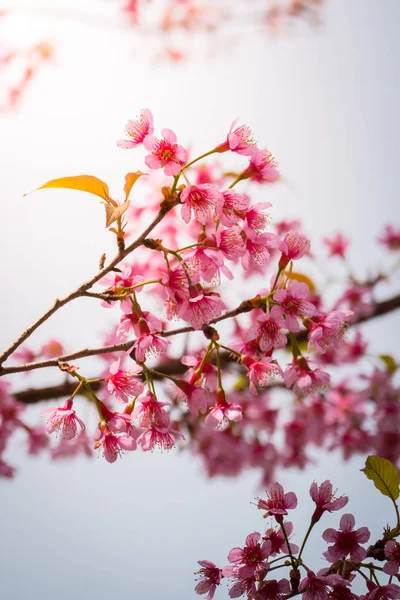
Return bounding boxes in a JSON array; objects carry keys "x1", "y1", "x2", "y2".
[
  {"x1": 361, "y1": 455, "x2": 400, "y2": 501},
  {"x1": 29, "y1": 175, "x2": 112, "y2": 203},
  {"x1": 288, "y1": 272, "x2": 316, "y2": 293},
  {"x1": 104, "y1": 201, "x2": 130, "y2": 228},
  {"x1": 124, "y1": 171, "x2": 145, "y2": 201},
  {"x1": 379, "y1": 355, "x2": 398, "y2": 374}
]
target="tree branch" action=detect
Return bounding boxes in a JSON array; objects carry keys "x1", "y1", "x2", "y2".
[
  {"x1": 8, "y1": 291, "x2": 400, "y2": 404},
  {"x1": 0, "y1": 197, "x2": 179, "y2": 369}
]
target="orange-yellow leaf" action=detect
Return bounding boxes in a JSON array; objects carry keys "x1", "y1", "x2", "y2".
[
  {"x1": 104, "y1": 201, "x2": 130, "y2": 228},
  {"x1": 124, "y1": 171, "x2": 145, "y2": 201},
  {"x1": 361, "y1": 455, "x2": 400, "y2": 501},
  {"x1": 288, "y1": 272, "x2": 316, "y2": 293},
  {"x1": 29, "y1": 175, "x2": 111, "y2": 202}
]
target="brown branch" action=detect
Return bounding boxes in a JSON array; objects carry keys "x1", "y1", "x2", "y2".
[
  {"x1": 0, "y1": 197, "x2": 179, "y2": 370},
  {"x1": 8, "y1": 291, "x2": 400, "y2": 404}
]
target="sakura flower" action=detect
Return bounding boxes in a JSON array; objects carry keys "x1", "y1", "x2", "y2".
[
  {"x1": 284, "y1": 357, "x2": 331, "y2": 395},
  {"x1": 161, "y1": 266, "x2": 190, "y2": 303},
  {"x1": 195, "y1": 560, "x2": 223, "y2": 600},
  {"x1": 308, "y1": 310, "x2": 354, "y2": 354},
  {"x1": 131, "y1": 333, "x2": 170, "y2": 362},
  {"x1": 94, "y1": 427, "x2": 137, "y2": 463},
  {"x1": 180, "y1": 184, "x2": 223, "y2": 224},
  {"x1": 51, "y1": 432, "x2": 93, "y2": 459},
  {"x1": 174, "y1": 380, "x2": 209, "y2": 416},
  {"x1": 241, "y1": 355, "x2": 283, "y2": 395},
  {"x1": 273, "y1": 281, "x2": 316, "y2": 332},
  {"x1": 384, "y1": 540, "x2": 400, "y2": 575},
  {"x1": 242, "y1": 228, "x2": 273, "y2": 268},
  {"x1": 361, "y1": 583, "x2": 400, "y2": 600},
  {"x1": 133, "y1": 392, "x2": 171, "y2": 429},
  {"x1": 215, "y1": 119, "x2": 258, "y2": 156},
  {"x1": 205, "y1": 389, "x2": 242, "y2": 429},
  {"x1": 264, "y1": 521, "x2": 299, "y2": 556},
  {"x1": 243, "y1": 202, "x2": 272, "y2": 232},
  {"x1": 323, "y1": 513, "x2": 370, "y2": 563},
  {"x1": 223, "y1": 566, "x2": 256, "y2": 599},
  {"x1": 220, "y1": 190, "x2": 249, "y2": 227},
  {"x1": 279, "y1": 231, "x2": 311, "y2": 269},
  {"x1": 143, "y1": 128, "x2": 187, "y2": 176},
  {"x1": 117, "y1": 108, "x2": 154, "y2": 148},
  {"x1": 39, "y1": 338, "x2": 65, "y2": 358},
  {"x1": 299, "y1": 571, "x2": 343, "y2": 600},
  {"x1": 256, "y1": 578, "x2": 291, "y2": 600},
  {"x1": 242, "y1": 147, "x2": 280, "y2": 183},
  {"x1": 228, "y1": 532, "x2": 271, "y2": 576},
  {"x1": 257, "y1": 482, "x2": 298, "y2": 520},
  {"x1": 310, "y1": 480, "x2": 348, "y2": 523},
  {"x1": 247, "y1": 306, "x2": 287, "y2": 352},
  {"x1": 42, "y1": 398, "x2": 85, "y2": 440},
  {"x1": 323, "y1": 232, "x2": 350, "y2": 259},
  {"x1": 378, "y1": 224, "x2": 400, "y2": 252},
  {"x1": 106, "y1": 358, "x2": 144, "y2": 402},
  {"x1": 184, "y1": 246, "x2": 227, "y2": 283},
  {"x1": 137, "y1": 425, "x2": 184, "y2": 452},
  {"x1": 212, "y1": 227, "x2": 246, "y2": 261},
  {"x1": 178, "y1": 286, "x2": 226, "y2": 330}
]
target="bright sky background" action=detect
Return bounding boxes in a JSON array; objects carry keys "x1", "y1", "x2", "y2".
[{"x1": 1, "y1": 1, "x2": 400, "y2": 599}]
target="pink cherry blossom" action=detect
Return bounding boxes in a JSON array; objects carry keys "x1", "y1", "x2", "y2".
[
  {"x1": 264, "y1": 521, "x2": 299, "y2": 556},
  {"x1": 228, "y1": 532, "x2": 271, "y2": 575},
  {"x1": 174, "y1": 380, "x2": 209, "y2": 416},
  {"x1": 178, "y1": 286, "x2": 226, "y2": 330},
  {"x1": 323, "y1": 513, "x2": 370, "y2": 563},
  {"x1": 106, "y1": 358, "x2": 144, "y2": 402},
  {"x1": 219, "y1": 190, "x2": 249, "y2": 227},
  {"x1": 299, "y1": 571, "x2": 344, "y2": 600},
  {"x1": 257, "y1": 482, "x2": 298, "y2": 520},
  {"x1": 211, "y1": 227, "x2": 246, "y2": 261},
  {"x1": 243, "y1": 202, "x2": 272, "y2": 233},
  {"x1": 215, "y1": 119, "x2": 258, "y2": 156},
  {"x1": 310, "y1": 480, "x2": 348, "y2": 523},
  {"x1": 273, "y1": 281, "x2": 316, "y2": 332},
  {"x1": 384, "y1": 540, "x2": 400, "y2": 575},
  {"x1": 247, "y1": 306, "x2": 287, "y2": 352},
  {"x1": 242, "y1": 355, "x2": 283, "y2": 395},
  {"x1": 117, "y1": 108, "x2": 154, "y2": 148},
  {"x1": 308, "y1": 310, "x2": 354, "y2": 354},
  {"x1": 323, "y1": 232, "x2": 350, "y2": 259},
  {"x1": 361, "y1": 583, "x2": 400, "y2": 600},
  {"x1": 137, "y1": 425, "x2": 184, "y2": 452},
  {"x1": 284, "y1": 357, "x2": 331, "y2": 395},
  {"x1": 180, "y1": 184, "x2": 223, "y2": 224},
  {"x1": 132, "y1": 332, "x2": 170, "y2": 362},
  {"x1": 143, "y1": 128, "x2": 187, "y2": 175},
  {"x1": 279, "y1": 231, "x2": 311, "y2": 268},
  {"x1": 205, "y1": 391, "x2": 243, "y2": 429},
  {"x1": 242, "y1": 147, "x2": 280, "y2": 183},
  {"x1": 42, "y1": 398, "x2": 85, "y2": 440},
  {"x1": 133, "y1": 393, "x2": 170, "y2": 429},
  {"x1": 26, "y1": 426, "x2": 49, "y2": 455},
  {"x1": 94, "y1": 427, "x2": 137, "y2": 463},
  {"x1": 195, "y1": 560, "x2": 223, "y2": 600}
]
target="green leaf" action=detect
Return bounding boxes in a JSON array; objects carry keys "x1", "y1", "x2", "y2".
[
  {"x1": 379, "y1": 354, "x2": 398, "y2": 374},
  {"x1": 124, "y1": 171, "x2": 145, "y2": 201},
  {"x1": 28, "y1": 175, "x2": 112, "y2": 203},
  {"x1": 361, "y1": 455, "x2": 400, "y2": 501}
]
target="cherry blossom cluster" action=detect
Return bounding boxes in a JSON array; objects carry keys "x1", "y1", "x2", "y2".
[
  {"x1": 195, "y1": 464, "x2": 400, "y2": 600},
  {"x1": 0, "y1": 108, "x2": 399, "y2": 479}
]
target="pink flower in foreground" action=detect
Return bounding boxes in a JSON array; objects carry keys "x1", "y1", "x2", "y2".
[
  {"x1": 215, "y1": 119, "x2": 258, "y2": 156},
  {"x1": 299, "y1": 571, "x2": 343, "y2": 600},
  {"x1": 205, "y1": 389, "x2": 242, "y2": 430},
  {"x1": 264, "y1": 521, "x2": 299, "y2": 556},
  {"x1": 131, "y1": 333, "x2": 170, "y2": 362},
  {"x1": 307, "y1": 310, "x2": 354, "y2": 354},
  {"x1": 117, "y1": 108, "x2": 154, "y2": 148},
  {"x1": 180, "y1": 184, "x2": 223, "y2": 224},
  {"x1": 361, "y1": 583, "x2": 400, "y2": 600},
  {"x1": 94, "y1": 427, "x2": 137, "y2": 463},
  {"x1": 384, "y1": 540, "x2": 400, "y2": 575},
  {"x1": 247, "y1": 306, "x2": 287, "y2": 352},
  {"x1": 106, "y1": 358, "x2": 144, "y2": 402},
  {"x1": 195, "y1": 560, "x2": 223, "y2": 600},
  {"x1": 323, "y1": 513, "x2": 370, "y2": 563},
  {"x1": 279, "y1": 231, "x2": 311, "y2": 269},
  {"x1": 220, "y1": 190, "x2": 249, "y2": 227},
  {"x1": 143, "y1": 128, "x2": 187, "y2": 175},
  {"x1": 257, "y1": 482, "x2": 297, "y2": 521},
  {"x1": 178, "y1": 286, "x2": 226, "y2": 330},
  {"x1": 241, "y1": 355, "x2": 282, "y2": 395},
  {"x1": 42, "y1": 398, "x2": 85, "y2": 440},
  {"x1": 273, "y1": 281, "x2": 316, "y2": 333},
  {"x1": 228, "y1": 532, "x2": 271, "y2": 576},
  {"x1": 284, "y1": 357, "x2": 331, "y2": 395},
  {"x1": 174, "y1": 380, "x2": 209, "y2": 416},
  {"x1": 310, "y1": 480, "x2": 348, "y2": 523},
  {"x1": 242, "y1": 147, "x2": 280, "y2": 183},
  {"x1": 323, "y1": 232, "x2": 350, "y2": 259}
]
